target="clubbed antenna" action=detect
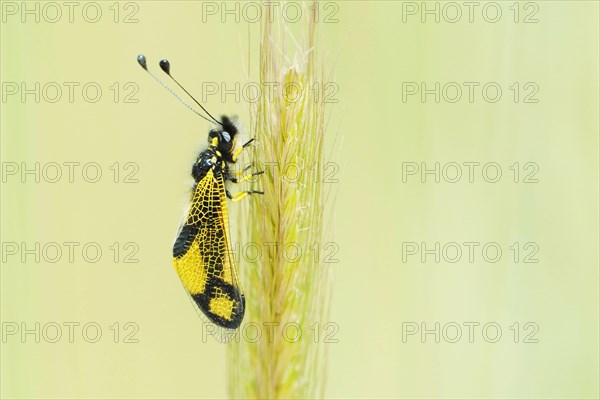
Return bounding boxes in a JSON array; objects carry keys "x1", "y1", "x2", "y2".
[{"x1": 136, "y1": 54, "x2": 221, "y2": 126}]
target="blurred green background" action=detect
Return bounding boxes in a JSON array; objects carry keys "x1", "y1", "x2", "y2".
[{"x1": 1, "y1": 1, "x2": 598, "y2": 399}]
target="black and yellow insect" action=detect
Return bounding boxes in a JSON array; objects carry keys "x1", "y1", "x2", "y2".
[{"x1": 137, "y1": 55, "x2": 262, "y2": 329}]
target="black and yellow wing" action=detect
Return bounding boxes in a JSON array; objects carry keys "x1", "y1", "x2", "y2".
[{"x1": 172, "y1": 169, "x2": 245, "y2": 329}]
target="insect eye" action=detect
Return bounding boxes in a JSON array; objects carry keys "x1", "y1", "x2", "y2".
[{"x1": 221, "y1": 131, "x2": 231, "y2": 142}]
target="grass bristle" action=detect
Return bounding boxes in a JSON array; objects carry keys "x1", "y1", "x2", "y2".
[{"x1": 228, "y1": 3, "x2": 335, "y2": 399}]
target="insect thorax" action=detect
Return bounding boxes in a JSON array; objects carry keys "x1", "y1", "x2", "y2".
[{"x1": 192, "y1": 149, "x2": 229, "y2": 182}]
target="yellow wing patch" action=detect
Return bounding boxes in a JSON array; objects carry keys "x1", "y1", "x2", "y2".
[
  {"x1": 173, "y1": 235, "x2": 206, "y2": 295},
  {"x1": 209, "y1": 288, "x2": 235, "y2": 320}
]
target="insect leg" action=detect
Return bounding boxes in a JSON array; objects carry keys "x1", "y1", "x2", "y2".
[
  {"x1": 232, "y1": 138, "x2": 255, "y2": 162},
  {"x1": 227, "y1": 190, "x2": 264, "y2": 202},
  {"x1": 232, "y1": 163, "x2": 253, "y2": 177},
  {"x1": 229, "y1": 170, "x2": 264, "y2": 184}
]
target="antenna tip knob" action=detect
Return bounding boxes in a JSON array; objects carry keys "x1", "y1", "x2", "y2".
[
  {"x1": 137, "y1": 54, "x2": 147, "y2": 70},
  {"x1": 159, "y1": 59, "x2": 171, "y2": 75}
]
